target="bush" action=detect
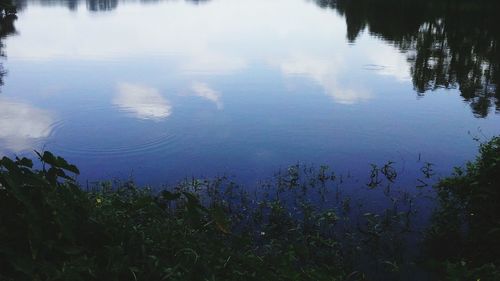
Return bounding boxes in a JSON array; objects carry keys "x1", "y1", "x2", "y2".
[{"x1": 425, "y1": 136, "x2": 500, "y2": 280}]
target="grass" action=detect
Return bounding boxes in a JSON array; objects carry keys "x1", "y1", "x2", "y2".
[{"x1": 0, "y1": 137, "x2": 499, "y2": 281}]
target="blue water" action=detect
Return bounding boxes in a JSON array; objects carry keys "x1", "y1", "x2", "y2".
[{"x1": 1, "y1": 0, "x2": 499, "y2": 185}]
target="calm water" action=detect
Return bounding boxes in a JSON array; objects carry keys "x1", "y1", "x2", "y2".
[{"x1": 1, "y1": 0, "x2": 499, "y2": 185}]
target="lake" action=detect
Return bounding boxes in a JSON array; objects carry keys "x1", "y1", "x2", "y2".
[{"x1": 1, "y1": 0, "x2": 499, "y2": 186}]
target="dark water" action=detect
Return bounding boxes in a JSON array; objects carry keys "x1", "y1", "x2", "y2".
[{"x1": 0, "y1": 0, "x2": 499, "y2": 185}]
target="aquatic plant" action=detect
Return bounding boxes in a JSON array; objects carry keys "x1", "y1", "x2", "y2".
[
  {"x1": 0, "y1": 152, "x2": 352, "y2": 281},
  {"x1": 1, "y1": 136, "x2": 499, "y2": 280}
]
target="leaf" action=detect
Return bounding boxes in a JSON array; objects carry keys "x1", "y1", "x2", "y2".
[
  {"x1": 16, "y1": 157, "x2": 33, "y2": 168},
  {"x1": 40, "y1": 151, "x2": 80, "y2": 175},
  {"x1": 182, "y1": 192, "x2": 200, "y2": 205},
  {"x1": 1, "y1": 157, "x2": 19, "y2": 173},
  {"x1": 41, "y1": 151, "x2": 57, "y2": 165},
  {"x1": 211, "y1": 205, "x2": 231, "y2": 234},
  {"x1": 161, "y1": 190, "x2": 181, "y2": 201}
]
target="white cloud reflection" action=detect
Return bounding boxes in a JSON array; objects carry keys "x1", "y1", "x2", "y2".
[
  {"x1": 5, "y1": 0, "x2": 413, "y2": 108},
  {"x1": 113, "y1": 83, "x2": 172, "y2": 121},
  {"x1": 0, "y1": 98, "x2": 54, "y2": 153},
  {"x1": 280, "y1": 54, "x2": 371, "y2": 104},
  {"x1": 366, "y1": 43, "x2": 411, "y2": 81},
  {"x1": 7, "y1": 2, "x2": 250, "y2": 75},
  {"x1": 181, "y1": 52, "x2": 247, "y2": 75},
  {"x1": 190, "y1": 82, "x2": 223, "y2": 109}
]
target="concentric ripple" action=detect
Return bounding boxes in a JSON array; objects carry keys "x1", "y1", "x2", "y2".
[{"x1": 49, "y1": 106, "x2": 179, "y2": 158}]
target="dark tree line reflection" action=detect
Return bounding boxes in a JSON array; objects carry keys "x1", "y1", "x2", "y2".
[
  {"x1": 316, "y1": 0, "x2": 500, "y2": 117},
  {"x1": 12, "y1": 0, "x2": 207, "y2": 12},
  {"x1": 0, "y1": 0, "x2": 17, "y2": 87},
  {"x1": 86, "y1": 0, "x2": 117, "y2": 12}
]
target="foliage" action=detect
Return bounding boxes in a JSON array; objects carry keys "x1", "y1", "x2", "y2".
[
  {"x1": 1, "y1": 136, "x2": 499, "y2": 280},
  {"x1": 0, "y1": 152, "x2": 354, "y2": 281},
  {"x1": 425, "y1": 136, "x2": 500, "y2": 280}
]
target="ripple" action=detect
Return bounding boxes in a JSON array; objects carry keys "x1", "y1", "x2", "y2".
[
  {"x1": 55, "y1": 133, "x2": 177, "y2": 158},
  {"x1": 49, "y1": 106, "x2": 179, "y2": 158}
]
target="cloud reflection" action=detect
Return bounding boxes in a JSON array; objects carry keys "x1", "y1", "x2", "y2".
[
  {"x1": 0, "y1": 98, "x2": 54, "y2": 153},
  {"x1": 7, "y1": 0, "x2": 415, "y2": 109},
  {"x1": 7, "y1": 2, "x2": 249, "y2": 76},
  {"x1": 190, "y1": 82, "x2": 223, "y2": 109},
  {"x1": 280, "y1": 55, "x2": 371, "y2": 104},
  {"x1": 181, "y1": 52, "x2": 247, "y2": 75},
  {"x1": 113, "y1": 83, "x2": 172, "y2": 121},
  {"x1": 366, "y1": 44, "x2": 411, "y2": 81}
]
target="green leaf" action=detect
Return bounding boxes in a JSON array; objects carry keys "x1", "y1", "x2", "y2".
[
  {"x1": 161, "y1": 190, "x2": 181, "y2": 201},
  {"x1": 211, "y1": 205, "x2": 231, "y2": 234}
]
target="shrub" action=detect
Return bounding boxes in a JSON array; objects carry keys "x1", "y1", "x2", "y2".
[{"x1": 425, "y1": 136, "x2": 500, "y2": 280}]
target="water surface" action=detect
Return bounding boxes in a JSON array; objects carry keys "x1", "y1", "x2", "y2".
[{"x1": 1, "y1": 0, "x2": 499, "y2": 185}]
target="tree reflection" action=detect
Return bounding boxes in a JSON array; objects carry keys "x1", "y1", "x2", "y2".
[
  {"x1": 316, "y1": 0, "x2": 500, "y2": 117},
  {"x1": 86, "y1": 0, "x2": 117, "y2": 12},
  {"x1": 0, "y1": 0, "x2": 17, "y2": 87},
  {"x1": 13, "y1": 0, "x2": 210, "y2": 12}
]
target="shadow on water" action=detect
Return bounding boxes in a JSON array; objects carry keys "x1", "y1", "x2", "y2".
[{"x1": 315, "y1": 0, "x2": 500, "y2": 118}]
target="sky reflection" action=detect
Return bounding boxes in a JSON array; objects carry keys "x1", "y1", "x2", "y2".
[
  {"x1": 190, "y1": 82, "x2": 223, "y2": 109},
  {"x1": 7, "y1": 0, "x2": 411, "y2": 87},
  {"x1": 1, "y1": 0, "x2": 498, "y2": 185},
  {"x1": 0, "y1": 98, "x2": 54, "y2": 153},
  {"x1": 113, "y1": 83, "x2": 172, "y2": 121},
  {"x1": 279, "y1": 54, "x2": 371, "y2": 104}
]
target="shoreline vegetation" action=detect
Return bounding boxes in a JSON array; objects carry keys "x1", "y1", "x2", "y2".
[{"x1": 1, "y1": 136, "x2": 499, "y2": 281}]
